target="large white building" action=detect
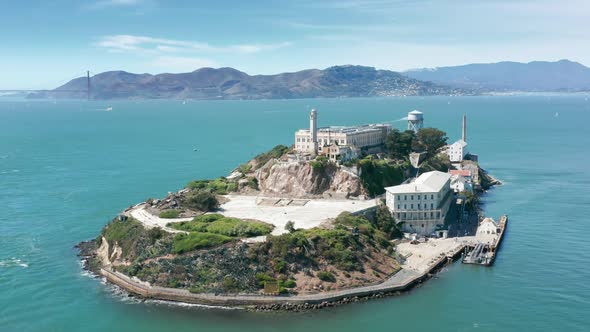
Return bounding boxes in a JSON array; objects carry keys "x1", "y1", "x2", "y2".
[
  {"x1": 448, "y1": 113, "x2": 468, "y2": 163},
  {"x1": 294, "y1": 109, "x2": 391, "y2": 161},
  {"x1": 385, "y1": 171, "x2": 453, "y2": 236}
]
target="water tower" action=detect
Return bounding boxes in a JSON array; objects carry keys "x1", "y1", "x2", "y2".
[{"x1": 408, "y1": 110, "x2": 424, "y2": 133}]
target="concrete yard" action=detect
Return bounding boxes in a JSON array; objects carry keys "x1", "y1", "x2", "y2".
[
  {"x1": 397, "y1": 238, "x2": 465, "y2": 273},
  {"x1": 219, "y1": 194, "x2": 378, "y2": 235}
]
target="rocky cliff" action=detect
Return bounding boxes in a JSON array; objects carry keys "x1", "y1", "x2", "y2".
[{"x1": 255, "y1": 160, "x2": 366, "y2": 198}]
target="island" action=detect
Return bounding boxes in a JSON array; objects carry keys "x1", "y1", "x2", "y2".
[{"x1": 78, "y1": 109, "x2": 502, "y2": 311}]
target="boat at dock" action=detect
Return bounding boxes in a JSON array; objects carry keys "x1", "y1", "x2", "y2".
[{"x1": 462, "y1": 215, "x2": 508, "y2": 266}]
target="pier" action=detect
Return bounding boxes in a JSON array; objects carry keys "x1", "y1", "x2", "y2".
[{"x1": 462, "y1": 215, "x2": 508, "y2": 266}]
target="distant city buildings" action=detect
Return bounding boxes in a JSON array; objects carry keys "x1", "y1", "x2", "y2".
[
  {"x1": 385, "y1": 171, "x2": 453, "y2": 236},
  {"x1": 294, "y1": 109, "x2": 391, "y2": 162}
]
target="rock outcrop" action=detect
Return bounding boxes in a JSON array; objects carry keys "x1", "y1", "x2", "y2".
[{"x1": 255, "y1": 160, "x2": 366, "y2": 198}]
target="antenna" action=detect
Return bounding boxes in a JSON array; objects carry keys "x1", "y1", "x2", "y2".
[{"x1": 87, "y1": 71, "x2": 91, "y2": 101}]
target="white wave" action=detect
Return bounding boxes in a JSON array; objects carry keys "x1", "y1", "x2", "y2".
[
  {"x1": 0, "y1": 258, "x2": 29, "y2": 268},
  {"x1": 0, "y1": 169, "x2": 20, "y2": 174},
  {"x1": 146, "y1": 299, "x2": 241, "y2": 310}
]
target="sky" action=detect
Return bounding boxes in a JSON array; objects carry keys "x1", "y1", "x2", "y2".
[{"x1": 1, "y1": 0, "x2": 589, "y2": 89}]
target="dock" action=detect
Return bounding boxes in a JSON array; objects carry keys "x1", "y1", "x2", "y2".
[{"x1": 462, "y1": 215, "x2": 508, "y2": 266}]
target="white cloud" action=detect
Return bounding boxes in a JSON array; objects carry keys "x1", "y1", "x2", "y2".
[
  {"x1": 95, "y1": 35, "x2": 291, "y2": 55},
  {"x1": 90, "y1": 0, "x2": 146, "y2": 9},
  {"x1": 150, "y1": 56, "x2": 217, "y2": 72}
]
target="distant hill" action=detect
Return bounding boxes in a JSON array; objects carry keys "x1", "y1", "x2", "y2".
[
  {"x1": 29, "y1": 65, "x2": 469, "y2": 100},
  {"x1": 404, "y1": 60, "x2": 590, "y2": 92}
]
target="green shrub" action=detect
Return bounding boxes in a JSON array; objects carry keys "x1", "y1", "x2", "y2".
[
  {"x1": 238, "y1": 164, "x2": 252, "y2": 174},
  {"x1": 147, "y1": 227, "x2": 164, "y2": 243},
  {"x1": 222, "y1": 276, "x2": 238, "y2": 291},
  {"x1": 172, "y1": 232, "x2": 233, "y2": 253},
  {"x1": 159, "y1": 209, "x2": 181, "y2": 218},
  {"x1": 183, "y1": 190, "x2": 219, "y2": 211},
  {"x1": 283, "y1": 279, "x2": 297, "y2": 288},
  {"x1": 253, "y1": 145, "x2": 289, "y2": 168},
  {"x1": 317, "y1": 271, "x2": 336, "y2": 282},
  {"x1": 274, "y1": 260, "x2": 287, "y2": 273}
]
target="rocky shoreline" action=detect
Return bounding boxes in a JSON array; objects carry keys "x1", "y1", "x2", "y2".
[{"x1": 75, "y1": 237, "x2": 458, "y2": 312}]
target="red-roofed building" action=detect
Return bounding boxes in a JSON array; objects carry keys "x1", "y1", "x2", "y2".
[{"x1": 449, "y1": 169, "x2": 472, "y2": 177}]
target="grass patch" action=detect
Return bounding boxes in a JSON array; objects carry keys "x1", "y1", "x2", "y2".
[
  {"x1": 172, "y1": 232, "x2": 233, "y2": 253},
  {"x1": 186, "y1": 177, "x2": 238, "y2": 195},
  {"x1": 253, "y1": 145, "x2": 289, "y2": 169},
  {"x1": 102, "y1": 218, "x2": 145, "y2": 258},
  {"x1": 169, "y1": 213, "x2": 274, "y2": 238},
  {"x1": 159, "y1": 209, "x2": 181, "y2": 219}
]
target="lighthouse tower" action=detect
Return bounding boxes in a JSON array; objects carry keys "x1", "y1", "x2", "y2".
[
  {"x1": 309, "y1": 109, "x2": 318, "y2": 155},
  {"x1": 407, "y1": 110, "x2": 424, "y2": 133}
]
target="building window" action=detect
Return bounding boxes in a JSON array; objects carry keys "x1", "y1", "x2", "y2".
[
  {"x1": 430, "y1": 212, "x2": 434, "y2": 218},
  {"x1": 404, "y1": 204, "x2": 407, "y2": 209},
  {"x1": 411, "y1": 195, "x2": 414, "y2": 200},
  {"x1": 431, "y1": 203, "x2": 434, "y2": 209},
  {"x1": 421, "y1": 224, "x2": 424, "y2": 228},
  {"x1": 417, "y1": 204, "x2": 421, "y2": 209},
  {"x1": 404, "y1": 195, "x2": 407, "y2": 200},
  {"x1": 431, "y1": 194, "x2": 434, "y2": 199},
  {"x1": 424, "y1": 195, "x2": 427, "y2": 200},
  {"x1": 397, "y1": 205, "x2": 400, "y2": 209},
  {"x1": 410, "y1": 204, "x2": 413, "y2": 209}
]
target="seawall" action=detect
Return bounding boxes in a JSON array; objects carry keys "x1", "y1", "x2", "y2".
[{"x1": 100, "y1": 242, "x2": 465, "y2": 309}]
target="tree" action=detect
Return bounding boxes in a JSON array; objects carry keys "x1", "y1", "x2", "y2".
[
  {"x1": 414, "y1": 128, "x2": 448, "y2": 159},
  {"x1": 285, "y1": 220, "x2": 296, "y2": 233},
  {"x1": 373, "y1": 205, "x2": 403, "y2": 239},
  {"x1": 385, "y1": 129, "x2": 415, "y2": 160}
]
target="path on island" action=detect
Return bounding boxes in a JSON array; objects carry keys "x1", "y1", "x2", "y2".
[{"x1": 127, "y1": 195, "x2": 378, "y2": 236}]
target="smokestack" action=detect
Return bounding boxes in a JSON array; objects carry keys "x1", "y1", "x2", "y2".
[
  {"x1": 87, "y1": 71, "x2": 91, "y2": 101},
  {"x1": 462, "y1": 113, "x2": 466, "y2": 142}
]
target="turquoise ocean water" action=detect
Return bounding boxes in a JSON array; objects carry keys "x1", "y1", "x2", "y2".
[{"x1": 1, "y1": 96, "x2": 589, "y2": 331}]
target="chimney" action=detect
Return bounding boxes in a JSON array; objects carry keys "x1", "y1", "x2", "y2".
[{"x1": 462, "y1": 113, "x2": 466, "y2": 142}]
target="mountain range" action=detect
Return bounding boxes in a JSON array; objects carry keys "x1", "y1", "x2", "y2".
[
  {"x1": 404, "y1": 59, "x2": 590, "y2": 92},
  {"x1": 29, "y1": 66, "x2": 468, "y2": 100},
  {"x1": 28, "y1": 60, "x2": 590, "y2": 100}
]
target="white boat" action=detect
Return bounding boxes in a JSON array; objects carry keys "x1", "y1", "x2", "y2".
[{"x1": 106, "y1": 107, "x2": 113, "y2": 112}]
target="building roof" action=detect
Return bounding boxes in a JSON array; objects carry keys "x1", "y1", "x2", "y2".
[
  {"x1": 296, "y1": 124, "x2": 390, "y2": 136},
  {"x1": 385, "y1": 171, "x2": 451, "y2": 194},
  {"x1": 449, "y1": 169, "x2": 472, "y2": 177},
  {"x1": 451, "y1": 139, "x2": 467, "y2": 148}
]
